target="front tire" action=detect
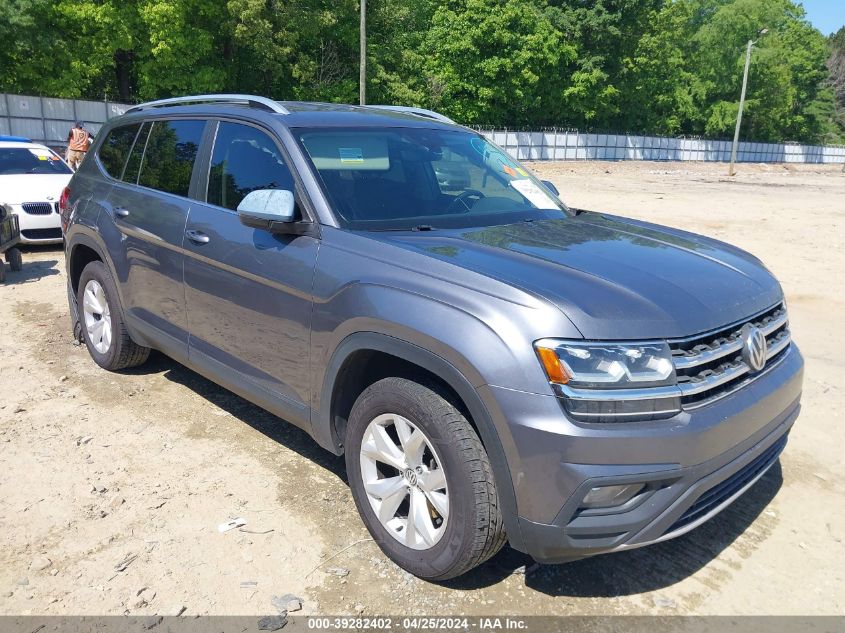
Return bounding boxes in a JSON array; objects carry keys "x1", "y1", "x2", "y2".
[
  {"x1": 345, "y1": 377, "x2": 506, "y2": 580},
  {"x1": 5, "y1": 247, "x2": 22, "y2": 272},
  {"x1": 77, "y1": 261, "x2": 150, "y2": 370}
]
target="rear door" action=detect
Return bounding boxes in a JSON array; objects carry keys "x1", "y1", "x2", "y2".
[
  {"x1": 183, "y1": 119, "x2": 319, "y2": 429},
  {"x1": 103, "y1": 118, "x2": 207, "y2": 359}
]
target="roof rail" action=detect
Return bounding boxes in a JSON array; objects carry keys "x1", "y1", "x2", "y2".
[
  {"x1": 368, "y1": 105, "x2": 455, "y2": 124},
  {"x1": 125, "y1": 94, "x2": 289, "y2": 115}
]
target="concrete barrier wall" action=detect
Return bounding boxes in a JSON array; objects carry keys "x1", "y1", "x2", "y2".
[
  {"x1": 3, "y1": 93, "x2": 844, "y2": 164},
  {"x1": 0, "y1": 93, "x2": 129, "y2": 144}
]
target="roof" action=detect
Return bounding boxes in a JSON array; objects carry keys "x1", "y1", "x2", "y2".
[
  {"x1": 120, "y1": 95, "x2": 462, "y2": 130},
  {"x1": 277, "y1": 103, "x2": 461, "y2": 129},
  {"x1": 0, "y1": 140, "x2": 49, "y2": 150}
]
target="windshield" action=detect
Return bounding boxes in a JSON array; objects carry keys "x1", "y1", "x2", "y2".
[
  {"x1": 296, "y1": 127, "x2": 568, "y2": 230},
  {"x1": 0, "y1": 147, "x2": 72, "y2": 175}
]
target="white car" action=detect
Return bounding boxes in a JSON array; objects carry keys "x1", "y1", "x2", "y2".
[{"x1": 0, "y1": 137, "x2": 72, "y2": 244}]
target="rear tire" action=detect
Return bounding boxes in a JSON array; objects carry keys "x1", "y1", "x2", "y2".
[
  {"x1": 77, "y1": 261, "x2": 150, "y2": 370},
  {"x1": 5, "y1": 247, "x2": 22, "y2": 272},
  {"x1": 345, "y1": 377, "x2": 506, "y2": 580},
  {"x1": 0, "y1": 261, "x2": 6, "y2": 283}
]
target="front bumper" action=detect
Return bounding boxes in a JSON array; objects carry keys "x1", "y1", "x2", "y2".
[
  {"x1": 483, "y1": 344, "x2": 803, "y2": 563},
  {"x1": 12, "y1": 206, "x2": 63, "y2": 244}
]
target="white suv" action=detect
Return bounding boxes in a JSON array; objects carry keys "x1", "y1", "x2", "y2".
[{"x1": 0, "y1": 137, "x2": 72, "y2": 244}]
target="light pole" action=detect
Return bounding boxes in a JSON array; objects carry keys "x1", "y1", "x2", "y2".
[
  {"x1": 729, "y1": 28, "x2": 768, "y2": 176},
  {"x1": 359, "y1": 0, "x2": 367, "y2": 106}
]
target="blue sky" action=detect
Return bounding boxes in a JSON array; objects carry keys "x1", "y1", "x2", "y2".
[{"x1": 798, "y1": 0, "x2": 845, "y2": 36}]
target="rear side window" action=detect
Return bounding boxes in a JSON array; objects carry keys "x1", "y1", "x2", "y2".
[
  {"x1": 207, "y1": 122, "x2": 294, "y2": 211},
  {"x1": 137, "y1": 119, "x2": 205, "y2": 197},
  {"x1": 97, "y1": 123, "x2": 141, "y2": 179}
]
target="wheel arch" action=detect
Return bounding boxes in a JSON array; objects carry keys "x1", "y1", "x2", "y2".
[
  {"x1": 65, "y1": 230, "x2": 134, "y2": 343},
  {"x1": 68, "y1": 237, "x2": 105, "y2": 295},
  {"x1": 316, "y1": 331, "x2": 525, "y2": 550}
]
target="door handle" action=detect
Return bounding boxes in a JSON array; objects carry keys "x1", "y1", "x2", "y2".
[
  {"x1": 114, "y1": 207, "x2": 130, "y2": 218},
  {"x1": 185, "y1": 229, "x2": 210, "y2": 245}
]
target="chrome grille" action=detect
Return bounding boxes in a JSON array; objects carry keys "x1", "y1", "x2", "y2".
[
  {"x1": 21, "y1": 202, "x2": 54, "y2": 215},
  {"x1": 670, "y1": 303, "x2": 791, "y2": 408}
]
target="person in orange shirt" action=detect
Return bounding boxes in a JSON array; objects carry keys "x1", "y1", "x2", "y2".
[{"x1": 66, "y1": 121, "x2": 93, "y2": 171}]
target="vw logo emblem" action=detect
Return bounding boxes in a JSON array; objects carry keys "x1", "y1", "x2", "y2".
[
  {"x1": 741, "y1": 324, "x2": 768, "y2": 372},
  {"x1": 403, "y1": 468, "x2": 418, "y2": 486}
]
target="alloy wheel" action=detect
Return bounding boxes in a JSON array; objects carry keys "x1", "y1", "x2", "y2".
[
  {"x1": 359, "y1": 413, "x2": 449, "y2": 550},
  {"x1": 82, "y1": 279, "x2": 112, "y2": 355}
]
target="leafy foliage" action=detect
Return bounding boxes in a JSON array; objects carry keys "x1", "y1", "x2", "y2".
[{"x1": 1, "y1": 0, "x2": 842, "y2": 143}]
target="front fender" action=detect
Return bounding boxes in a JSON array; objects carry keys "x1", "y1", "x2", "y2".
[{"x1": 315, "y1": 330, "x2": 526, "y2": 551}]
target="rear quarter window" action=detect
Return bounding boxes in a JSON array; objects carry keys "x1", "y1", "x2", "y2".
[
  {"x1": 137, "y1": 119, "x2": 205, "y2": 198},
  {"x1": 97, "y1": 123, "x2": 142, "y2": 179}
]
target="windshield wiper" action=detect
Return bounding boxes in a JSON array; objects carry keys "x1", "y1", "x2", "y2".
[{"x1": 371, "y1": 224, "x2": 437, "y2": 232}]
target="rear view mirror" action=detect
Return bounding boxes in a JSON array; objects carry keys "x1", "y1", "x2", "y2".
[
  {"x1": 541, "y1": 180, "x2": 560, "y2": 197},
  {"x1": 237, "y1": 189, "x2": 295, "y2": 224}
]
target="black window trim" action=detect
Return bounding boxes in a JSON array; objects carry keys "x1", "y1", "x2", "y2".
[
  {"x1": 122, "y1": 121, "x2": 152, "y2": 185},
  {"x1": 197, "y1": 116, "x2": 319, "y2": 227}
]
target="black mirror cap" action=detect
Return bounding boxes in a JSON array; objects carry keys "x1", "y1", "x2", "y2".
[{"x1": 238, "y1": 213, "x2": 320, "y2": 237}]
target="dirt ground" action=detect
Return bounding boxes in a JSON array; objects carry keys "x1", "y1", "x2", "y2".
[{"x1": 1, "y1": 161, "x2": 843, "y2": 617}]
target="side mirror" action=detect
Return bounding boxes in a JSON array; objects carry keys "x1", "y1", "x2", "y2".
[
  {"x1": 541, "y1": 180, "x2": 560, "y2": 197},
  {"x1": 237, "y1": 189, "x2": 295, "y2": 225}
]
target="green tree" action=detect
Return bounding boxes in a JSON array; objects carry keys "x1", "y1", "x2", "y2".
[
  {"x1": 421, "y1": 0, "x2": 575, "y2": 125},
  {"x1": 828, "y1": 27, "x2": 845, "y2": 141},
  {"x1": 617, "y1": 0, "x2": 700, "y2": 134},
  {"x1": 544, "y1": 0, "x2": 662, "y2": 127},
  {"x1": 687, "y1": 0, "x2": 837, "y2": 142},
  {"x1": 0, "y1": 0, "x2": 841, "y2": 144}
]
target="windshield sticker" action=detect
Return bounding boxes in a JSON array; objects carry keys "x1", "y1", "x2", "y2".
[
  {"x1": 510, "y1": 179, "x2": 558, "y2": 209},
  {"x1": 339, "y1": 147, "x2": 364, "y2": 164},
  {"x1": 28, "y1": 148, "x2": 54, "y2": 158},
  {"x1": 502, "y1": 164, "x2": 518, "y2": 177}
]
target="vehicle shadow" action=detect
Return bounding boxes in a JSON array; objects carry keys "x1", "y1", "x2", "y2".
[
  {"x1": 124, "y1": 351, "x2": 783, "y2": 597},
  {"x1": 3, "y1": 258, "x2": 60, "y2": 284},
  {"x1": 446, "y1": 461, "x2": 783, "y2": 595},
  {"x1": 126, "y1": 351, "x2": 347, "y2": 481}
]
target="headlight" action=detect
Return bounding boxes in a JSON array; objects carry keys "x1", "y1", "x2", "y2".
[
  {"x1": 535, "y1": 339, "x2": 681, "y2": 423},
  {"x1": 535, "y1": 340, "x2": 675, "y2": 388}
]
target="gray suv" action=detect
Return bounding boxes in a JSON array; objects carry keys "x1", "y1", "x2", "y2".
[{"x1": 62, "y1": 94, "x2": 803, "y2": 580}]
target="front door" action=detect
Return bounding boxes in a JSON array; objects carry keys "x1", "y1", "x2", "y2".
[{"x1": 183, "y1": 120, "x2": 319, "y2": 428}]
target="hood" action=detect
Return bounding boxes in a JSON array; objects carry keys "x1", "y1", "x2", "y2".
[
  {"x1": 370, "y1": 214, "x2": 782, "y2": 339},
  {"x1": 0, "y1": 174, "x2": 72, "y2": 204}
]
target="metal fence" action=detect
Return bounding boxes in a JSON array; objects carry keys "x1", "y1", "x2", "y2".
[
  {"x1": 473, "y1": 128, "x2": 845, "y2": 164},
  {"x1": 3, "y1": 93, "x2": 844, "y2": 164}
]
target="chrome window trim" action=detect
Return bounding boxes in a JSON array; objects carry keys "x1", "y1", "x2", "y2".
[{"x1": 554, "y1": 383, "x2": 681, "y2": 402}]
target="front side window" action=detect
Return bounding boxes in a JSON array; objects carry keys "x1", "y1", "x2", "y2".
[
  {"x1": 97, "y1": 123, "x2": 141, "y2": 179},
  {"x1": 296, "y1": 127, "x2": 567, "y2": 230},
  {"x1": 137, "y1": 119, "x2": 205, "y2": 197},
  {"x1": 0, "y1": 147, "x2": 72, "y2": 175},
  {"x1": 207, "y1": 122, "x2": 294, "y2": 211}
]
